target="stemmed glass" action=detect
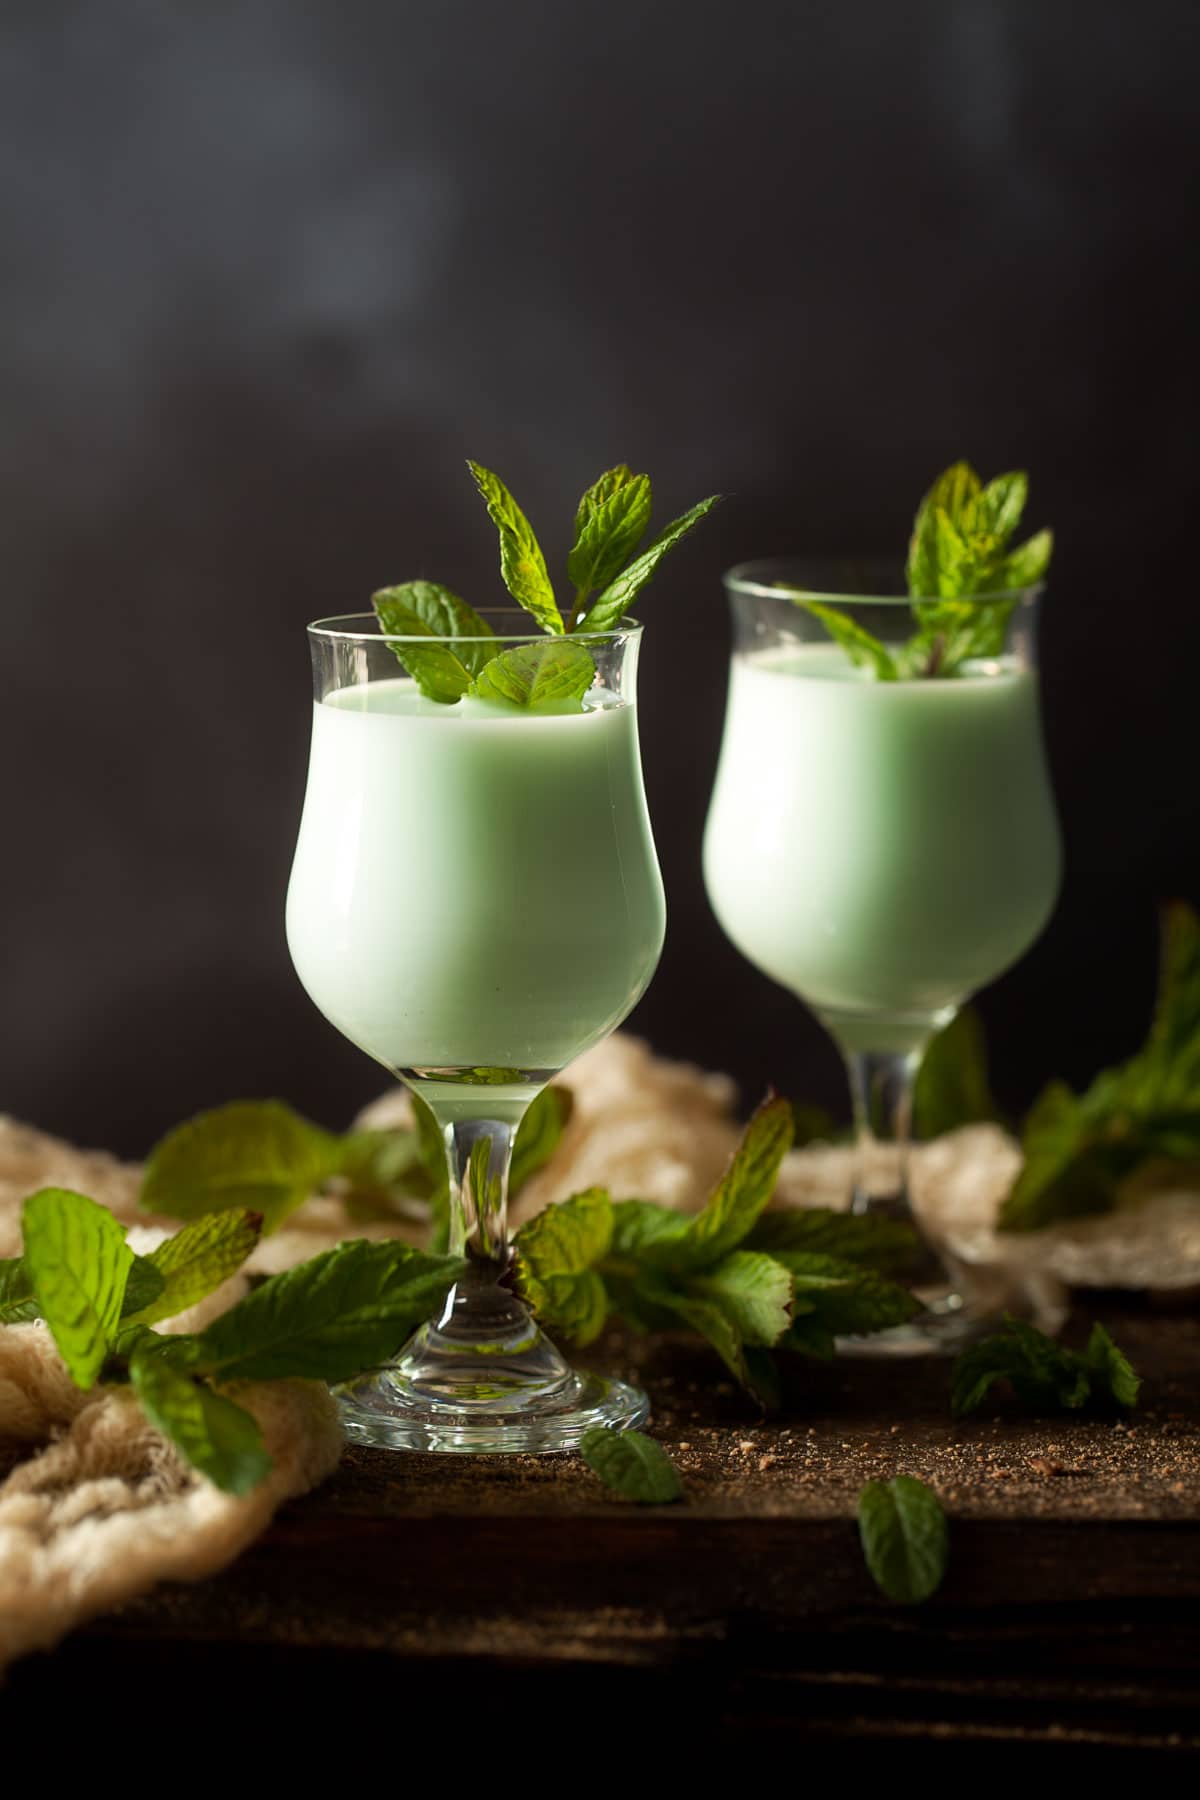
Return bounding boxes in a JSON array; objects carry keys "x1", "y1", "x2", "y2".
[
  {"x1": 287, "y1": 612, "x2": 665, "y2": 1448},
  {"x1": 703, "y1": 562, "x2": 1062, "y2": 1351}
]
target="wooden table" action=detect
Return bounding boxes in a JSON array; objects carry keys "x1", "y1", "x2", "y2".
[{"x1": 7, "y1": 1305, "x2": 1200, "y2": 1759}]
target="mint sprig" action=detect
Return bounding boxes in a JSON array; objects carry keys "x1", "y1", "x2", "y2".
[
  {"x1": 1000, "y1": 902, "x2": 1200, "y2": 1230},
  {"x1": 858, "y1": 1475, "x2": 949, "y2": 1604},
  {"x1": 794, "y1": 459, "x2": 1053, "y2": 681},
  {"x1": 514, "y1": 1094, "x2": 920, "y2": 1404},
  {"x1": 7, "y1": 1184, "x2": 464, "y2": 1493},
  {"x1": 373, "y1": 461, "x2": 720, "y2": 707},
  {"x1": 951, "y1": 1316, "x2": 1140, "y2": 1417}
]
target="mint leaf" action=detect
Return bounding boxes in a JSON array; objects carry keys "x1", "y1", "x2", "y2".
[
  {"x1": 511, "y1": 1084, "x2": 573, "y2": 1193},
  {"x1": 21, "y1": 1188, "x2": 134, "y2": 1389},
  {"x1": 129, "y1": 1349, "x2": 271, "y2": 1495},
  {"x1": 189, "y1": 1239, "x2": 465, "y2": 1384},
  {"x1": 467, "y1": 460, "x2": 562, "y2": 634},
  {"x1": 372, "y1": 581, "x2": 493, "y2": 701},
  {"x1": 797, "y1": 601, "x2": 899, "y2": 681},
  {"x1": 567, "y1": 466, "x2": 652, "y2": 607},
  {"x1": 1002, "y1": 904, "x2": 1200, "y2": 1231},
  {"x1": 609, "y1": 1198, "x2": 690, "y2": 1259},
  {"x1": 514, "y1": 1187, "x2": 613, "y2": 1346},
  {"x1": 978, "y1": 470, "x2": 1029, "y2": 542},
  {"x1": 662, "y1": 1093, "x2": 794, "y2": 1272},
  {"x1": 576, "y1": 494, "x2": 721, "y2": 633},
  {"x1": 0, "y1": 1256, "x2": 39, "y2": 1324},
  {"x1": 142, "y1": 1100, "x2": 343, "y2": 1233},
  {"x1": 913, "y1": 1006, "x2": 1002, "y2": 1139},
  {"x1": 123, "y1": 1210, "x2": 263, "y2": 1326},
  {"x1": 996, "y1": 527, "x2": 1053, "y2": 590},
  {"x1": 468, "y1": 640, "x2": 595, "y2": 709},
  {"x1": 780, "y1": 1253, "x2": 921, "y2": 1339},
  {"x1": 121, "y1": 1256, "x2": 167, "y2": 1320},
  {"x1": 1084, "y1": 1322, "x2": 1142, "y2": 1409},
  {"x1": 637, "y1": 1271, "x2": 754, "y2": 1388},
  {"x1": 747, "y1": 1207, "x2": 919, "y2": 1272},
  {"x1": 688, "y1": 1249, "x2": 792, "y2": 1346},
  {"x1": 858, "y1": 1475, "x2": 948, "y2": 1604},
  {"x1": 410, "y1": 1092, "x2": 451, "y2": 1251},
  {"x1": 580, "y1": 1426, "x2": 682, "y2": 1504},
  {"x1": 950, "y1": 1316, "x2": 1139, "y2": 1417}
]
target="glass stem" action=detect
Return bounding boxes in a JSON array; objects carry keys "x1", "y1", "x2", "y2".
[
  {"x1": 443, "y1": 1114, "x2": 518, "y2": 1274},
  {"x1": 844, "y1": 1048, "x2": 918, "y2": 1219}
]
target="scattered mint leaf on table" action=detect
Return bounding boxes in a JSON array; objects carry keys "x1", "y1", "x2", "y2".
[
  {"x1": 188, "y1": 1239, "x2": 465, "y2": 1385},
  {"x1": 858, "y1": 1475, "x2": 949, "y2": 1604},
  {"x1": 22, "y1": 1188, "x2": 134, "y2": 1388},
  {"x1": 950, "y1": 1316, "x2": 1140, "y2": 1417},
  {"x1": 467, "y1": 460, "x2": 563, "y2": 635},
  {"x1": 580, "y1": 1426, "x2": 683, "y2": 1503},
  {"x1": 1000, "y1": 902, "x2": 1200, "y2": 1230},
  {"x1": 129, "y1": 1348, "x2": 271, "y2": 1496}
]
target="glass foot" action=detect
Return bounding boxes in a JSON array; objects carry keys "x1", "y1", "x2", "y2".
[
  {"x1": 336, "y1": 1279, "x2": 649, "y2": 1453},
  {"x1": 836, "y1": 1283, "x2": 995, "y2": 1359}
]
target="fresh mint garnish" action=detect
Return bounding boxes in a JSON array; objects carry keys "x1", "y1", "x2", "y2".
[
  {"x1": 373, "y1": 581, "x2": 495, "y2": 701},
  {"x1": 580, "y1": 1425, "x2": 683, "y2": 1503},
  {"x1": 573, "y1": 493, "x2": 723, "y2": 634},
  {"x1": 795, "y1": 459, "x2": 1053, "y2": 681},
  {"x1": 371, "y1": 461, "x2": 720, "y2": 707},
  {"x1": 799, "y1": 601, "x2": 900, "y2": 681},
  {"x1": 129, "y1": 1347, "x2": 272, "y2": 1496},
  {"x1": 467, "y1": 639, "x2": 596, "y2": 709},
  {"x1": 951, "y1": 1316, "x2": 1140, "y2": 1417},
  {"x1": 514, "y1": 1094, "x2": 920, "y2": 1403},
  {"x1": 858, "y1": 1475, "x2": 949, "y2": 1604},
  {"x1": 467, "y1": 460, "x2": 563, "y2": 635},
  {"x1": 22, "y1": 1187, "x2": 135, "y2": 1388},
  {"x1": 566, "y1": 465, "x2": 653, "y2": 623},
  {"x1": 1000, "y1": 902, "x2": 1200, "y2": 1230}
]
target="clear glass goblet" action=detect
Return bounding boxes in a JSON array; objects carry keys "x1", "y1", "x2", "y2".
[
  {"x1": 703, "y1": 561, "x2": 1062, "y2": 1353},
  {"x1": 287, "y1": 612, "x2": 665, "y2": 1447}
]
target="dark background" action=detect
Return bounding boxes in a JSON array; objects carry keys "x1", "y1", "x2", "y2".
[{"x1": 2, "y1": 2, "x2": 1197, "y2": 1158}]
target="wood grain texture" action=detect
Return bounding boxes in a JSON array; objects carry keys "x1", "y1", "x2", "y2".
[{"x1": 5, "y1": 1304, "x2": 1200, "y2": 1756}]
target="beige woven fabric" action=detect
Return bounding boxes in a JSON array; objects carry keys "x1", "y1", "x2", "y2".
[{"x1": 2, "y1": 1031, "x2": 1198, "y2": 1671}]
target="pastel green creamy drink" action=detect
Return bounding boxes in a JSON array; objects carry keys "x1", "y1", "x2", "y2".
[
  {"x1": 287, "y1": 678, "x2": 665, "y2": 1112},
  {"x1": 704, "y1": 644, "x2": 1061, "y2": 1041}
]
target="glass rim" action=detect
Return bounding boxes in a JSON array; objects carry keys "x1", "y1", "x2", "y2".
[
  {"x1": 723, "y1": 557, "x2": 1045, "y2": 608},
  {"x1": 306, "y1": 609, "x2": 644, "y2": 645}
]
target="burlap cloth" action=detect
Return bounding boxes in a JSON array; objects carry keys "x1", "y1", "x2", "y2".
[{"x1": 3, "y1": 1033, "x2": 1198, "y2": 1672}]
